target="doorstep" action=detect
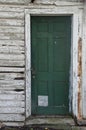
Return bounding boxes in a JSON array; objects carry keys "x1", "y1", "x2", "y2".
[{"x1": 25, "y1": 116, "x2": 86, "y2": 130}]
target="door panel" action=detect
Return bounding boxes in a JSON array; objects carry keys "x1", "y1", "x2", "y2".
[{"x1": 31, "y1": 16, "x2": 71, "y2": 115}]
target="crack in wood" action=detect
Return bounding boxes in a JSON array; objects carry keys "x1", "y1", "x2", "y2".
[
  {"x1": 31, "y1": 0, "x2": 35, "y2": 3},
  {"x1": 14, "y1": 89, "x2": 24, "y2": 92}
]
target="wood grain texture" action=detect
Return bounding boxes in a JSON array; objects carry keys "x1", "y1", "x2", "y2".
[
  {"x1": 0, "y1": 94, "x2": 24, "y2": 100},
  {"x1": 0, "y1": 114, "x2": 25, "y2": 121},
  {"x1": 0, "y1": 80, "x2": 24, "y2": 86},
  {"x1": 0, "y1": 100, "x2": 24, "y2": 106},
  {"x1": 0, "y1": 6, "x2": 25, "y2": 124},
  {"x1": 0, "y1": 107, "x2": 25, "y2": 114},
  {"x1": 0, "y1": 0, "x2": 30, "y2": 5},
  {"x1": 0, "y1": 0, "x2": 82, "y2": 5},
  {"x1": 0, "y1": 19, "x2": 24, "y2": 26},
  {"x1": 34, "y1": 0, "x2": 83, "y2": 5},
  {"x1": 0, "y1": 12, "x2": 24, "y2": 19},
  {"x1": 0, "y1": 73, "x2": 24, "y2": 79},
  {"x1": 0, "y1": 47, "x2": 24, "y2": 54},
  {"x1": 0, "y1": 0, "x2": 83, "y2": 126},
  {"x1": 0, "y1": 40, "x2": 24, "y2": 46},
  {"x1": 0, "y1": 33, "x2": 24, "y2": 40}
]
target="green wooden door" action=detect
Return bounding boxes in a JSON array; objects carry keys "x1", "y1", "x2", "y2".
[{"x1": 31, "y1": 16, "x2": 71, "y2": 115}]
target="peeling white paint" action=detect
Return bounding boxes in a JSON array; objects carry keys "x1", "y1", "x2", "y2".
[
  {"x1": 34, "y1": 0, "x2": 83, "y2": 6},
  {"x1": 82, "y1": 1, "x2": 86, "y2": 118},
  {"x1": 0, "y1": 0, "x2": 84, "y2": 126},
  {"x1": 25, "y1": 4, "x2": 83, "y2": 118},
  {"x1": 25, "y1": 13, "x2": 31, "y2": 118}
]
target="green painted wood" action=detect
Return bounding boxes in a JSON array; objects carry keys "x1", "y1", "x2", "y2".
[{"x1": 31, "y1": 16, "x2": 71, "y2": 115}]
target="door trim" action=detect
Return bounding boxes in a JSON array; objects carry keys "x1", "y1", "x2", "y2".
[{"x1": 25, "y1": 5, "x2": 83, "y2": 119}]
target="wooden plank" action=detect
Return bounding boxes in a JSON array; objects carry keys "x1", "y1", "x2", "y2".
[
  {"x1": 0, "y1": 50, "x2": 24, "y2": 54},
  {"x1": 0, "y1": 67, "x2": 24, "y2": 72},
  {"x1": 0, "y1": 107, "x2": 24, "y2": 114},
  {"x1": 0, "y1": 93, "x2": 25, "y2": 101},
  {"x1": 0, "y1": 46, "x2": 24, "y2": 50},
  {"x1": 0, "y1": 0, "x2": 29, "y2": 5},
  {"x1": 0, "y1": 80, "x2": 24, "y2": 85},
  {"x1": 0, "y1": 46, "x2": 24, "y2": 54},
  {"x1": 0, "y1": 101, "x2": 24, "y2": 107},
  {"x1": 0, "y1": 7, "x2": 24, "y2": 12},
  {"x1": 0, "y1": 73, "x2": 24, "y2": 80},
  {"x1": 34, "y1": 0, "x2": 83, "y2": 5},
  {"x1": 0, "y1": 114, "x2": 25, "y2": 121},
  {"x1": 0, "y1": 90, "x2": 24, "y2": 94},
  {"x1": 0, "y1": 0, "x2": 82, "y2": 5},
  {"x1": 0, "y1": 19, "x2": 24, "y2": 26},
  {"x1": 0, "y1": 85, "x2": 24, "y2": 90},
  {"x1": 0, "y1": 12, "x2": 24, "y2": 19},
  {"x1": 0, "y1": 60, "x2": 25, "y2": 67},
  {"x1": 0, "y1": 26, "x2": 24, "y2": 33},
  {"x1": 0, "y1": 40, "x2": 24, "y2": 46},
  {"x1": 0, "y1": 54, "x2": 24, "y2": 60},
  {"x1": 0, "y1": 33, "x2": 24, "y2": 40}
]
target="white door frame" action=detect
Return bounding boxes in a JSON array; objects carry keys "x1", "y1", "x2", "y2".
[{"x1": 25, "y1": 4, "x2": 83, "y2": 119}]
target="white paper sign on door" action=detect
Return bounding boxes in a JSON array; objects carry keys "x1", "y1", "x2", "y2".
[{"x1": 38, "y1": 95, "x2": 48, "y2": 107}]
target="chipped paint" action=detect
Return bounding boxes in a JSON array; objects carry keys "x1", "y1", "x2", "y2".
[
  {"x1": 0, "y1": 0, "x2": 83, "y2": 126},
  {"x1": 82, "y1": 0, "x2": 86, "y2": 119},
  {"x1": 25, "y1": 4, "x2": 83, "y2": 122},
  {"x1": 78, "y1": 37, "x2": 82, "y2": 119}
]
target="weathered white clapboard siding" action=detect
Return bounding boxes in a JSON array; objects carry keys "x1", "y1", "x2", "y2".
[
  {"x1": 0, "y1": 5, "x2": 25, "y2": 125},
  {"x1": 0, "y1": 0, "x2": 30, "y2": 5},
  {"x1": 0, "y1": 94, "x2": 24, "y2": 100},
  {"x1": 0, "y1": 0, "x2": 83, "y2": 127},
  {"x1": 34, "y1": 0, "x2": 83, "y2": 4},
  {"x1": 0, "y1": 67, "x2": 24, "y2": 72},
  {"x1": 0, "y1": 40, "x2": 24, "y2": 46},
  {"x1": 0, "y1": 47, "x2": 24, "y2": 54},
  {"x1": 0, "y1": 54, "x2": 24, "y2": 66},
  {"x1": 0, "y1": 73, "x2": 24, "y2": 80},
  {"x1": 0, "y1": 12, "x2": 24, "y2": 19},
  {"x1": 0, "y1": 86, "x2": 24, "y2": 91},
  {"x1": 0, "y1": 80, "x2": 24, "y2": 85},
  {"x1": 0, "y1": 80, "x2": 24, "y2": 91},
  {"x1": 0, "y1": 46, "x2": 24, "y2": 54},
  {"x1": 0, "y1": 54, "x2": 24, "y2": 60},
  {"x1": 0, "y1": 0, "x2": 82, "y2": 5},
  {"x1": 0, "y1": 107, "x2": 25, "y2": 114},
  {"x1": 0, "y1": 7, "x2": 24, "y2": 12},
  {"x1": 0, "y1": 101, "x2": 24, "y2": 107},
  {"x1": 0, "y1": 19, "x2": 24, "y2": 26},
  {"x1": 0, "y1": 114, "x2": 25, "y2": 121},
  {"x1": 0, "y1": 61, "x2": 24, "y2": 66},
  {"x1": 0, "y1": 26, "x2": 24, "y2": 33},
  {"x1": 0, "y1": 90, "x2": 24, "y2": 94},
  {"x1": 0, "y1": 33, "x2": 24, "y2": 40},
  {"x1": 0, "y1": 85, "x2": 24, "y2": 90}
]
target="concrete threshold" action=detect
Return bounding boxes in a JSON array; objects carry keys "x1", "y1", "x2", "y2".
[{"x1": 25, "y1": 116, "x2": 86, "y2": 130}]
